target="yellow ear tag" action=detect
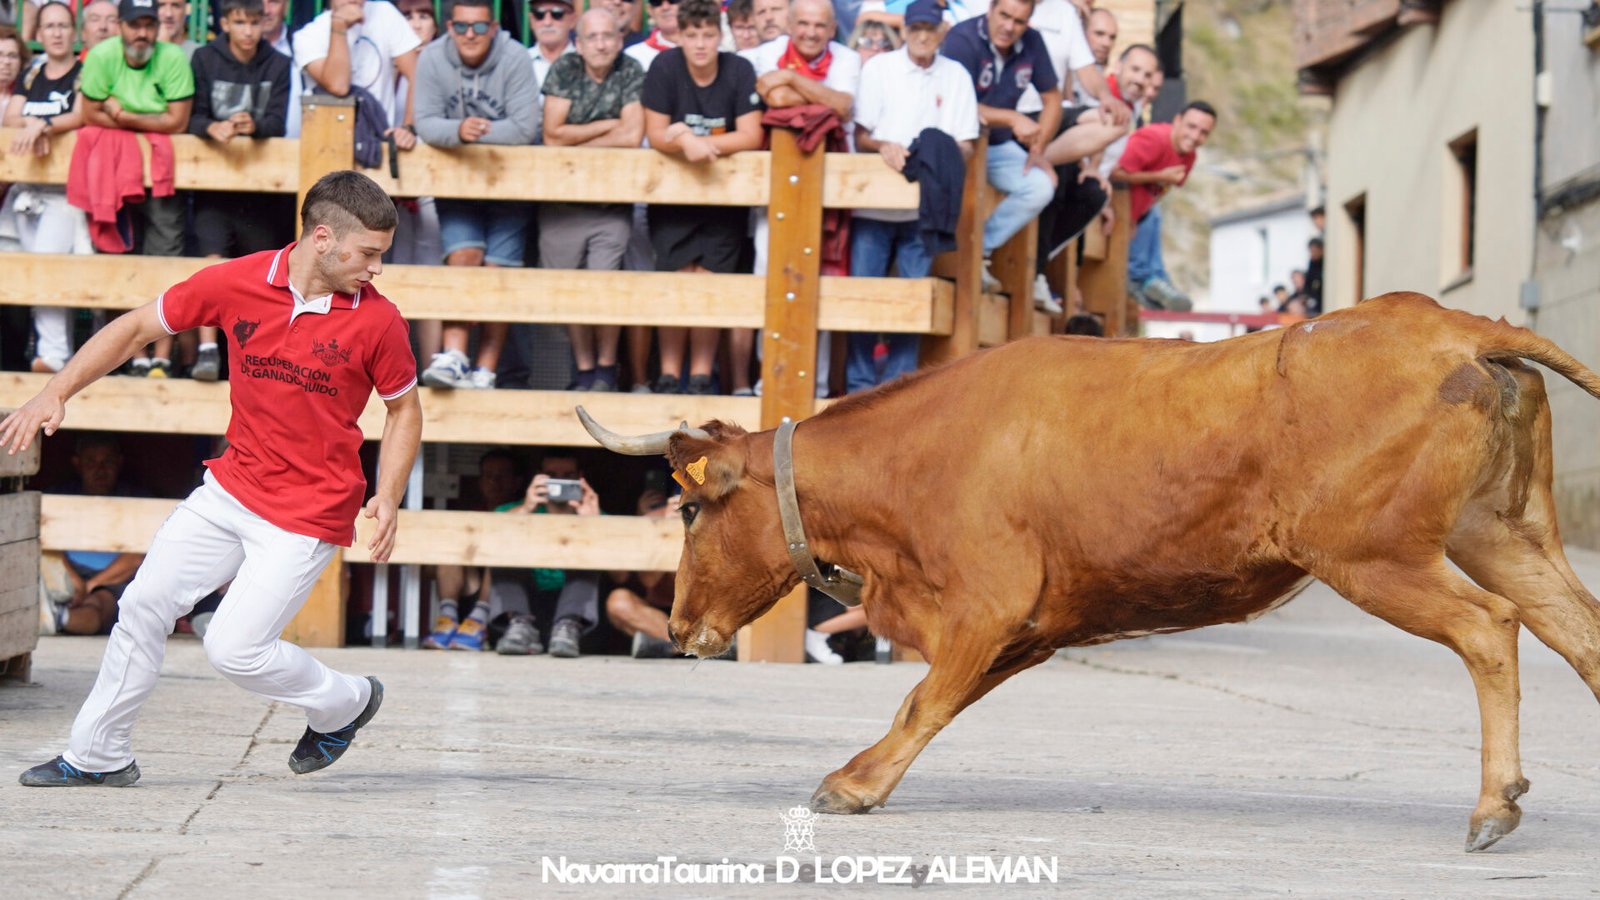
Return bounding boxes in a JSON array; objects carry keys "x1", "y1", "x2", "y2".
[
  {"x1": 686, "y1": 456, "x2": 709, "y2": 485},
  {"x1": 671, "y1": 470, "x2": 691, "y2": 490}
]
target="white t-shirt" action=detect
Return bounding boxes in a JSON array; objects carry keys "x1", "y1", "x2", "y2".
[
  {"x1": 624, "y1": 34, "x2": 674, "y2": 72},
  {"x1": 739, "y1": 35, "x2": 861, "y2": 135},
  {"x1": 852, "y1": 47, "x2": 979, "y2": 223},
  {"x1": 529, "y1": 40, "x2": 576, "y2": 94},
  {"x1": 293, "y1": 0, "x2": 421, "y2": 126},
  {"x1": 270, "y1": 29, "x2": 304, "y2": 138},
  {"x1": 1014, "y1": 0, "x2": 1093, "y2": 114}
]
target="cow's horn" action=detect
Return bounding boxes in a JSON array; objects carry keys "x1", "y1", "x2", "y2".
[{"x1": 575, "y1": 406, "x2": 711, "y2": 456}]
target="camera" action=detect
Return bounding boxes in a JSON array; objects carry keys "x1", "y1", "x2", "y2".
[{"x1": 546, "y1": 478, "x2": 584, "y2": 504}]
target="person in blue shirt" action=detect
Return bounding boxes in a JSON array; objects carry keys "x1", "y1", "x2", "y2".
[
  {"x1": 48, "y1": 435, "x2": 148, "y2": 635},
  {"x1": 941, "y1": 0, "x2": 1059, "y2": 289}
]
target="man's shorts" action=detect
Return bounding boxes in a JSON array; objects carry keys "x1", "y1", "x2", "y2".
[
  {"x1": 647, "y1": 204, "x2": 747, "y2": 273},
  {"x1": 436, "y1": 199, "x2": 533, "y2": 267},
  {"x1": 194, "y1": 192, "x2": 294, "y2": 258},
  {"x1": 538, "y1": 203, "x2": 632, "y2": 270}
]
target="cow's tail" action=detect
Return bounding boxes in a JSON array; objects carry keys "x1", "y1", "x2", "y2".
[{"x1": 1475, "y1": 318, "x2": 1600, "y2": 402}]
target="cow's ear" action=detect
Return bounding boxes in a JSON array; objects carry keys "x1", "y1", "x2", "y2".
[{"x1": 668, "y1": 434, "x2": 746, "y2": 503}]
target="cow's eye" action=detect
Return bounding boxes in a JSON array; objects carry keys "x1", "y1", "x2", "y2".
[{"x1": 680, "y1": 502, "x2": 700, "y2": 526}]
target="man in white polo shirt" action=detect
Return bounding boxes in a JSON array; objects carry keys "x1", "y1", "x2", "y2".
[{"x1": 845, "y1": 0, "x2": 978, "y2": 393}]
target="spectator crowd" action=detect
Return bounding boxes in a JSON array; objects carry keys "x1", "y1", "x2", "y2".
[{"x1": 4, "y1": 0, "x2": 1217, "y2": 659}]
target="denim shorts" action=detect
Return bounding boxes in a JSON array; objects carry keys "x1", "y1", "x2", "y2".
[{"x1": 435, "y1": 199, "x2": 532, "y2": 267}]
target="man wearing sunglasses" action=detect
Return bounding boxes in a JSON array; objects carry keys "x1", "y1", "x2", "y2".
[
  {"x1": 622, "y1": 0, "x2": 679, "y2": 71},
  {"x1": 527, "y1": 0, "x2": 575, "y2": 98},
  {"x1": 414, "y1": 0, "x2": 538, "y2": 390}
]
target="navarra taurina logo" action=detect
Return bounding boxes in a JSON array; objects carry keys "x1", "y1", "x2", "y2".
[
  {"x1": 233, "y1": 317, "x2": 260, "y2": 349},
  {"x1": 312, "y1": 338, "x2": 353, "y2": 368}
]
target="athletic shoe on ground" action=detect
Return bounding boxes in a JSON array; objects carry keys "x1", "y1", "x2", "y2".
[
  {"x1": 548, "y1": 617, "x2": 582, "y2": 658},
  {"x1": 631, "y1": 630, "x2": 677, "y2": 659},
  {"x1": 422, "y1": 615, "x2": 458, "y2": 650},
  {"x1": 732, "y1": 386, "x2": 755, "y2": 397},
  {"x1": 128, "y1": 359, "x2": 151, "y2": 377},
  {"x1": 422, "y1": 350, "x2": 470, "y2": 389},
  {"x1": 447, "y1": 617, "x2": 486, "y2": 651},
  {"x1": 288, "y1": 676, "x2": 383, "y2": 775},
  {"x1": 467, "y1": 367, "x2": 496, "y2": 389},
  {"x1": 147, "y1": 359, "x2": 170, "y2": 379},
  {"x1": 651, "y1": 373, "x2": 682, "y2": 394},
  {"x1": 191, "y1": 347, "x2": 221, "y2": 381},
  {"x1": 589, "y1": 372, "x2": 616, "y2": 392},
  {"x1": 1139, "y1": 277, "x2": 1193, "y2": 312},
  {"x1": 496, "y1": 615, "x2": 544, "y2": 655},
  {"x1": 980, "y1": 259, "x2": 1002, "y2": 293},
  {"x1": 805, "y1": 628, "x2": 844, "y2": 665},
  {"x1": 20, "y1": 755, "x2": 140, "y2": 787},
  {"x1": 685, "y1": 374, "x2": 717, "y2": 395},
  {"x1": 1033, "y1": 273, "x2": 1064, "y2": 315},
  {"x1": 630, "y1": 383, "x2": 652, "y2": 394}
]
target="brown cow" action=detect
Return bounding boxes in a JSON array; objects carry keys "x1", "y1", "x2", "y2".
[{"x1": 578, "y1": 292, "x2": 1600, "y2": 852}]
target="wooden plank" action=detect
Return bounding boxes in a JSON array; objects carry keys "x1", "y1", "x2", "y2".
[
  {"x1": 0, "y1": 538, "x2": 40, "y2": 596},
  {"x1": 0, "y1": 426, "x2": 40, "y2": 478},
  {"x1": 0, "y1": 596, "x2": 39, "y2": 665},
  {"x1": 372, "y1": 143, "x2": 770, "y2": 207},
  {"x1": 749, "y1": 128, "x2": 822, "y2": 665},
  {"x1": 282, "y1": 549, "x2": 344, "y2": 648},
  {"x1": 821, "y1": 152, "x2": 920, "y2": 210},
  {"x1": 298, "y1": 97, "x2": 356, "y2": 217},
  {"x1": 0, "y1": 129, "x2": 298, "y2": 193},
  {"x1": 976, "y1": 291, "x2": 1010, "y2": 347},
  {"x1": 41, "y1": 495, "x2": 684, "y2": 570},
  {"x1": 0, "y1": 254, "x2": 951, "y2": 335},
  {"x1": 0, "y1": 492, "x2": 41, "y2": 544},
  {"x1": 0, "y1": 372, "x2": 771, "y2": 446}
]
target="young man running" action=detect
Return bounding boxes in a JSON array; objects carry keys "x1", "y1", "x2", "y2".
[{"x1": 4, "y1": 170, "x2": 423, "y2": 786}]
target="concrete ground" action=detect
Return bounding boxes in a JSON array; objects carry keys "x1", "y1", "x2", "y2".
[{"x1": 6, "y1": 557, "x2": 1600, "y2": 898}]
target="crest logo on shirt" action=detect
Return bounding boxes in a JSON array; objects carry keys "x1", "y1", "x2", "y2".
[
  {"x1": 1014, "y1": 63, "x2": 1033, "y2": 90},
  {"x1": 233, "y1": 316, "x2": 260, "y2": 349},
  {"x1": 312, "y1": 338, "x2": 353, "y2": 368}
]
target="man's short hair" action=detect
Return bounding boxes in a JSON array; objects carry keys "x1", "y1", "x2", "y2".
[
  {"x1": 215, "y1": 0, "x2": 264, "y2": 19},
  {"x1": 301, "y1": 170, "x2": 398, "y2": 237},
  {"x1": 1063, "y1": 314, "x2": 1104, "y2": 337},
  {"x1": 1183, "y1": 99, "x2": 1218, "y2": 121},
  {"x1": 75, "y1": 433, "x2": 123, "y2": 457},
  {"x1": 480, "y1": 447, "x2": 526, "y2": 476},
  {"x1": 449, "y1": 0, "x2": 491, "y2": 15},
  {"x1": 1309, "y1": 236, "x2": 1324, "y2": 249},
  {"x1": 678, "y1": 0, "x2": 721, "y2": 30},
  {"x1": 1119, "y1": 42, "x2": 1156, "y2": 62},
  {"x1": 726, "y1": 0, "x2": 752, "y2": 21}
]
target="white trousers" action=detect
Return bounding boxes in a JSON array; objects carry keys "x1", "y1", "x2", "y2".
[
  {"x1": 64, "y1": 472, "x2": 371, "y2": 772},
  {"x1": 14, "y1": 186, "x2": 91, "y2": 366}
]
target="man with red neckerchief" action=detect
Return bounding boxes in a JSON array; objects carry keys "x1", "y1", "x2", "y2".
[
  {"x1": 6, "y1": 170, "x2": 424, "y2": 788},
  {"x1": 623, "y1": 0, "x2": 682, "y2": 70}
]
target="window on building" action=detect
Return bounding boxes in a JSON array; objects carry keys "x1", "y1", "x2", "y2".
[
  {"x1": 1345, "y1": 194, "x2": 1366, "y2": 303},
  {"x1": 1447, "y1": 129, "x2": 1478, "y2": 279}
]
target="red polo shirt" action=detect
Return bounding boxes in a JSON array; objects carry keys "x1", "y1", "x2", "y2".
[
  {"x1": 157, "y1": 245, "x2": 418, "y2": 545},
  {"x1": 1118, "y1": 122, "x2": 1196, "y2": 224}
]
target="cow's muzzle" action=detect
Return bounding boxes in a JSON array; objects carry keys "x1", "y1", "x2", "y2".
[{"x1": 673, "y1": 620, "x2": 731, "y2": 659}]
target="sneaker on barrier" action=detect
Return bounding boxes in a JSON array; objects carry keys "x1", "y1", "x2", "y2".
[
  {"x1": 191, "y1": 347, "x2": 221, "y2": 382},
  {"x1": 496, "y1": 615, "x2": 544, "y2": 655},
  {"x1": 1033, "y1": 273, "x2": 1064, "y2": 315},
  {"x1": 980, "y1": 258, "x2": 1002, "y2": 293},
  {"x1": 19, "y1": 755, "x2": 140, "y2": 787},
  {"x1": 1139, "y1": 277, "x2": 1193, "y2": 312},
  {"x1": 467, "y1": 368, "x2": 496, "y2": 390},
  {"x1": 631, "y1": 630, "x2": 678, "y2": 659},
  {"x1": 805, "y1": 628, "x2": 844, "y2": 665},
  {"x1": 422, "y1": 350, "x2": 470, "y2": 389},
  {"x1": 288, "y1": 676, "x2": 383, "y2": 775},
  {"x1": 447, "y1": 617, "x2": 487, "y2": 651},
  {"x1": 548, "y1": 617, "x2": 582, "y2": 658},
  {"x1": 422, "y1": 615, "x2": 458, "y2": 650}
]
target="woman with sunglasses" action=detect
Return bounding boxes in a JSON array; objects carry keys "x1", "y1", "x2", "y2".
[
  {"x1": 845, "y1": 14, "x2": 901, "y2": 65},
  {"x1": 4, "y1": 3, "x2": 89, "y2": 375}
]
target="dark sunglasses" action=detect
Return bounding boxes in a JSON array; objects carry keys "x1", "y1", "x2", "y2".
[
  {"x1": 647, "y1": 0, "x2": 677, "y2": 7},
  {"x1": 450, "y1": 20, "x2": 493, "y2": 33},
  {"x1": 530, "y1": 6, "x2": 569, "y2": 19}
]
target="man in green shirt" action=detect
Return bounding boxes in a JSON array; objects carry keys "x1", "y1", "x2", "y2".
[{"x1": 79, "y1": 0, "x2": 194, "y2": 376}]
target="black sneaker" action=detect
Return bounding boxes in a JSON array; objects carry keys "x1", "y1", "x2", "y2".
[
  {"x1": 651, "y1": 373, "x2": 682, "y2": 394},
  {"x1": 19, "y1": 755, "x2": 141, "y2": 787},
  {"x1": 288, "y1": 676, "x2": 383, "y2": 775},
  {"x1": 685, "y1": 374, "x2": 718, "y2": 395}
]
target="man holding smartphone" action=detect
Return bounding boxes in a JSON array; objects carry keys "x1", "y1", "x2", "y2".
[{"x1": 492, "y1": 452, "x2": 603, "y2": 657}]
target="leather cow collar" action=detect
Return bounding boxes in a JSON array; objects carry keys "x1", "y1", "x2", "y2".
[{"x1": 773, "y1": 418, "x2": 863, "y2": 608}]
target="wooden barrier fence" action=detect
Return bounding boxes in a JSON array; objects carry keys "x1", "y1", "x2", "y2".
[{"x1": 0, "y1": 97, "x2": 1094, "y2": 658}]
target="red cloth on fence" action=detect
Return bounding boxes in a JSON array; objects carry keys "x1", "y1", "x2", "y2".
[
  {"x1": 762, "y1": 104, "x2": 851, "y2": 275},
  {"x1": 66, "y1": 127, "x2": 176, "y2": 254}
]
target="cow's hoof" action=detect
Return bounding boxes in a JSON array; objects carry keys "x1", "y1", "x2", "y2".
[
  {"x1": 1465, "y1": 817, "x2": 1515, "y2": 852},
  {"x1": 810, "y1": 785, "x2": 878, "y2": 815}
]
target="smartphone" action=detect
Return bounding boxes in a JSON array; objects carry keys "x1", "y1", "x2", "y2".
[{"x1": 546, "y1": 478, "x2": 584, "y2": 504}]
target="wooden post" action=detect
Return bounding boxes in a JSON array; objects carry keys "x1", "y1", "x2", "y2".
[
  {"x1": 297, "y1": 96, "x2": 357, "y2": 217},
  {"x1": 992, "y1": 222, "x2": 1038, "y2": 341},
  {"x1": 1077, "y1": 188, "x2": 1132, "y2": 335},
  {"x1": 0, "y1": 430, "x2": 40, "y2": 684},
  {"x1": 925, "y1": 136, "x2": 988, "y2": 364},
  {"x1": 742, "y1": 128, "x2": 824, "y2": 664},
  {"x1": 282, "y1": 549, "x2": 346, "y2": 647}
]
